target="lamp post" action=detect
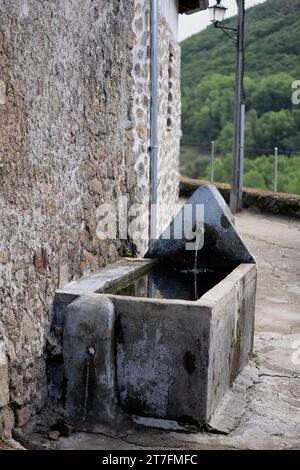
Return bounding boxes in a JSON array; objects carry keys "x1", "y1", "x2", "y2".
[{"x1": 209, "y1": 0, "x2": 245, "y2": 213}]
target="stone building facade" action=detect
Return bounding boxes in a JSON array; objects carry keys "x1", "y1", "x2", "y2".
[
  {"x1": 131, "y1": 0, "x2": 182, "y2": 253},
  {"x1": 0, "y1": 0, "x2": 201, "y2": 439}
]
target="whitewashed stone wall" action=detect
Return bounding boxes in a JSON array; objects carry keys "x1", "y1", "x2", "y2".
[
  {"x1": 131, "y1": 0, "x2": 151, "y2": 255},
  {"x1": 159, "y1": 0, "x2": 179, "y2": 39},
  {"x1": 157, "y1": 13, "x2": 181, "y2": 234},
  {"x1": 132, "y1": 0, "x2": 181, "y2": 251}
]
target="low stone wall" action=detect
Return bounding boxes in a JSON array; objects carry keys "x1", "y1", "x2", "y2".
[{"x1": 180, "y1": 177, "x2": 300, "y2": 219}]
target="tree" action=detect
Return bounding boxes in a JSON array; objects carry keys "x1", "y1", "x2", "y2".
[
  {"x1": 256, "y1": 109, "x2": 296, "y2": 150},
  {"x1": 244, "y1": 170, "x2": 266, "y2": 189},
  {"x1": 248, "y1": 73, "x2": 294, "y2": 116}
]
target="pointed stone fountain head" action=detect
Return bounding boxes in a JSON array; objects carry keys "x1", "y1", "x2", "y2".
[{"x1": 146, "y1": 184, "x2": 255, "y2": 271}]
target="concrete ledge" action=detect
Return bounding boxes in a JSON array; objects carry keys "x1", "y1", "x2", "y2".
[
  {"x1": 53, "y1": 258, "x2": 154, "y2": 326},
  {"x1": 57, "y1": 258, "x2": 155, "y2": 297},
  {"x1": 180, "y1": 177, "x2": 300, "y2": 219}
]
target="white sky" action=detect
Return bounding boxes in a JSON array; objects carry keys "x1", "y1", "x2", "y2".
[{"x1": 179, "y1": 0, "x2": 267, "y2": 42}]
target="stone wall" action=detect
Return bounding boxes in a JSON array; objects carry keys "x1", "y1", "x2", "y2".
[
  {"x1": 180, "y1": 177, "x2": 300, "y2": 219},
  {"x1": 0, "y1": 0, "x2": 182, "y2": 438},
  {"x1": 0, "y1": 0, "x2": 137, "y2": 438}
]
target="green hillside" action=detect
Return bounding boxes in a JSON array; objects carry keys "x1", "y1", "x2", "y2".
[
  {"x1": 180, "y1": 0, "x2": 300, "y2": 194},
  {"x1": 181, "y1": 0, "x2": 300, "y2": 87}
]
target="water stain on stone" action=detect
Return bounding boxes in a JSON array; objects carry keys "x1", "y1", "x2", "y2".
[{"x1": 183, "y1": 351, "x2": 196, "y2": 374}]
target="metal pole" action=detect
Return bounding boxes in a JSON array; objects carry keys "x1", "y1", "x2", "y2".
[
  {"x1": 274, "y1": 147, "x2": 278, "y2": 192},
  {"x1": 239, "y1": 101, "x2": 245, "y2": 197},
  {"x1": 211, "y1": 140, "x2": 215, "y2": 182},
  {"x1": 149, "y1": 0, "x2": 158, "y2": 246},
  {"x1": 230, "y1": 0, "x2": 245, "y2": 213}
]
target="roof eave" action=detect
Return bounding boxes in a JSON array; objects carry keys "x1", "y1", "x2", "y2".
[{"x1": 178, "y1": 0, "x2": 209, "y2": 15}]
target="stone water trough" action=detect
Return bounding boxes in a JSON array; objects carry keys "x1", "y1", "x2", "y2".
[{"x1": 51, "y1": 186, "x2": 256, "y2": 427}]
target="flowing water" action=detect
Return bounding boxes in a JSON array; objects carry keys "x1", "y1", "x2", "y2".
[
  {"x1": 82, "y1": 356, "x2": 90, "y2": 421},
  {"x1": 193, "y1": 232, "x2": 200, "y2": 299},
  {"x1": 82, "y1": 347, "x2": 95, "y2": 421}
]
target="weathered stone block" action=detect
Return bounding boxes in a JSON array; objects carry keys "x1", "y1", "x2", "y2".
[
  {"x1": 203, "y1": 264, "x2": 257, "y2": 417},
  {"x1": 0, "y1": 407, "x2": 14, "y2": 440},
  {"x1": 15, "y1": 404, "x2": 32, "y2": 428},
  {"x1": 63, "y1": 295, "x2": 116, "y2": 423},
  {"x1": 114, "y1": 298, "x2": 211, "y2": 423},
  {"x1": 0, "y1": 342, "x2": 9, "y2": 408},
  {"x1": 0, "y1": 80, "x2": 6, "y2": 105}
]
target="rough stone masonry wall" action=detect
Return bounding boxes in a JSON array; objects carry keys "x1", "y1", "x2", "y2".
[{"x1": 0, "y1": 0, "x2": 138, "y2": 438}]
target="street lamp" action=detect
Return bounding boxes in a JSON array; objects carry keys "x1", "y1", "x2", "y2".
[
  {"x1": 209, "y1": 0, "x2": 245, "y2": 214},
  {"x1": 208, "y1": 1, "x2": 227, "y2": 24}
]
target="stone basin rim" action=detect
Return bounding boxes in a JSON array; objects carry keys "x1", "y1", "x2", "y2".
[{"x1": 55, "y1": 258, "x2": 256, "y2": 308}]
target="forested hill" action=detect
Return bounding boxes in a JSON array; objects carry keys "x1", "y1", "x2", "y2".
[
  {"x1": 181, "y1": 0, "x2": 300, "y2": 86},
  {"x1": 180, "y1": 0, "x2": 300, "y2": 153}
]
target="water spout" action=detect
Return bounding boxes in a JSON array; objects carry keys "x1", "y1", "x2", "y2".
[{"x1": 193, "y1": 231, "x2": 201, "y2": 299}]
